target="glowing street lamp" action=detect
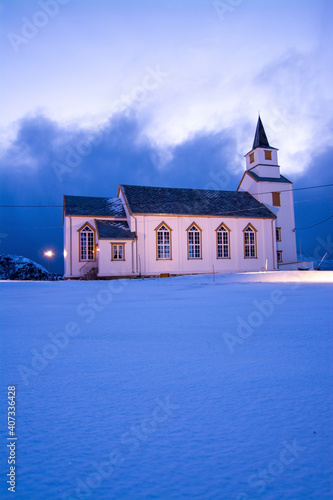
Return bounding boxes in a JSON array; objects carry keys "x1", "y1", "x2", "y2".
[{"x1": 44, "y1": 250, "x2": 54, "y2": 274}]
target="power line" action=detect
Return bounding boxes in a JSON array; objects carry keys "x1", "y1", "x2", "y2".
[
  {"x1": 2, "y1": 197, "x2": 332, "y2": 231},
  {"x1": 2, "y1": 196, "x2": 332, "y2": 231},
  {"x1": 0, "y1": 196, "x2": 332, "y2": 222},
  {"x1": 0, "y1": 205, "x2": 63, "y2": 208},
  {"x1": 295, "y1": 215, "x2": 333, "y2": 230},
  {"x1": 0, "y1": 183, "x2": 332, "y2": 208},
  {"x1": 2, "y1": 226, "x2": 63, "y2": 230},
  {"x1": 289, "y1": 183, "x2": 332, "y2": 192}
]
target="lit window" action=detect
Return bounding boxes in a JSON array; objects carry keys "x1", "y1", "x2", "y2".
[
  {"x1": 187, "y1": 223, "x2": 201, "y2": 259},
  {"x1": 277, "y1": 251, "x2": 283, "y2": 263},
  {"x1": 111, "y1": 243, "x2": 125, "y2": 261},
  {"x1": 216, "y1": 224, "x2": 230, "y2": 259},
  {"x1": 79, "y1": 224, "x2": 95, "y2": 261},
  {"x1": 156, "y1": 223, "x2": 171, "y2": 259},
  {"x1": 244, "y1": 224, "x2": 257, "y2": 258},
  {"x1": 265, "y1": 150, "x2": 272, "y2": 160},
  {"x1": 249, "y1": 152, "x2": 255, "y2": 163},
  {"x1": 276, "y1": 227, "x2": 282, "y2": 242},
  {"x1": 272, "y1": 192, "x2": 281, "y2": 206}
]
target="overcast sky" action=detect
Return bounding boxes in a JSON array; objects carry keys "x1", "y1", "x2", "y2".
[{"x1": 0, "y1": 0, "x2": 332, "y2": 272}]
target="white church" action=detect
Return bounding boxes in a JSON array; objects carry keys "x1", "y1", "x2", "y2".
[{"x1": 63, "y1": 117, "x2": 298, "y2": 279}]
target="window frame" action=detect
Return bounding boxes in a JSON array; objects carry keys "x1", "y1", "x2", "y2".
[
  {"x1": 243, "y1": 223, "x2": 257, "y2": 259},
  {"x1": 277, "y1": 250, "x2": 283, "y2": 263},
  {"x1": 78, "y1": 222, "x2": 96, "y2": 262},
  {"x1": 249, "y1": 152, "x2": 255, "y2": 164},
  {"x1": 111, "y1": 243, "x2": 125, "y2": 261},
  {"x1": 155, "y1": 222, "x2": 172, "y2": 260},
  {"x1": 186, "y1": 222, "x2": 202, "y2": 260},
  {"x1": 272, "y1": 192, "x2": 281, "y2": 207},
  {"x1": 276, "y1": 227, "x2": 282, "y2": 242},
  {"x1": 216, "y1": 223, "x2": 231, "y2": 259},
  {"x1": 264, "y1": 150, "x2": 272, "y2": 160}
]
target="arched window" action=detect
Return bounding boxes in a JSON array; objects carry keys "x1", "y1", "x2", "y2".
[
  {"x1": 216, "y1": 223, "x2": 230, "y2": 259},
  {"x1": 79, "y1": 223, "x2": 95, "y2": 261},
  {"x1": 155, "y1": 222, "x2": 172, "y2": 260},
  {"x1": 243, "y1": 224, "x2": 257, "y2": 259},
  {"x1": 187, "y1": 223, "x2": 202, "y2": 259}
]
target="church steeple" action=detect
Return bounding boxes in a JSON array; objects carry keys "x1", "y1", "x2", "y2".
[
  {"x1": 244, "y1": 116, "x2": 280, "y2": 178},
  {"x1": 252, "y1": 116, "x2": 271, "y2": 149}
]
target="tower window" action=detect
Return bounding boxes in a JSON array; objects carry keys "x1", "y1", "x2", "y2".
[
  {"x1": 272, "y1": 192, "x2": 281, "y2": 206},
  {"x1": 249, "y1": 152, "x2": 255, "y2": 164},
  {"x1": 265, "y1": 150, "x2": 272, "y2": 160},
  {"x1": 277, "y1": 251, "x2": 283, "y2": 263},
  {"x1": 276, "y1": 227, "x2": 282, "y2": 242}
]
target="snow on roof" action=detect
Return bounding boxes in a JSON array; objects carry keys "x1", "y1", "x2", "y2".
[
  {"x1": 95, "y1": 220, "x2": 137, "y2": 239},
  {"x1": 64, "y1": 195, "x2": 126, "y2": 217}
]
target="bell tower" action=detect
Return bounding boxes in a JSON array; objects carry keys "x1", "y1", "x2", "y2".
[{"x1": 238, "y1": 116, "x2": 297, "y2": 266}]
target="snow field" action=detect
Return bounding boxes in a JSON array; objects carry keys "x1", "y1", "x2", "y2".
[{"x1": 0, "y1": 272, "x2": 332, "y2": 499}]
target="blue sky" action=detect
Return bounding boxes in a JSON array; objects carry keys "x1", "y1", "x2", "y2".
[{"x1": 0, "y1": 0, "x2": 332, "y2": 272}]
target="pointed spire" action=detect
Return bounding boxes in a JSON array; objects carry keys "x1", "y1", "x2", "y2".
[{"x1": 252, "y1": 116, "x2": 270, "y2": 149}]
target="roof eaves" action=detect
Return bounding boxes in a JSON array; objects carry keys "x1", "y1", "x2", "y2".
[
  {"x1": 98, "y1": 235, "x2": 137, "y2": 240},
  {"x1": 244, "y1": 146, "x2": 279, "y2": 157},
  {"x1": 236, "y1": 171, "x2": 256, "y2": 191},
  {"x1": 132, "y1": 211, "x2": 275, "y2": 219},
  {"x1": 118, "y1": 185, "x2": 133, "y2": 216},
  {"x1": 281, "y1": 175, "x2": 293, "y2": 184},
  {"x1": 248, "y1": 171, "x2": 292, "y2": 184}
]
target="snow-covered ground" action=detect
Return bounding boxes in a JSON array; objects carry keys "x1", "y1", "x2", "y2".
[{"x1": 0, "y1": 273, "x2": 332, "y2": 499}]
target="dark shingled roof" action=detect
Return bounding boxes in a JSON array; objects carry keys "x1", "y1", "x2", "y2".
[
  {"x1": 250, "y1": 116, "x2": 277, "y2": 152},
  {"x1": 253, "y1": 116, "x2": 269, "y2": 148},
  {"x1": 96, "y1": 220, "x2": 136, "y2": 240},
  {"x1": 120, "y1": 185, "x2": 276, "y2": 219},
  {"x1": 64, "y1": 195, "x2": 126, "y2": 217},
  {"x1": 248, "y1": 171, "x2": 292, "y2": 184}
]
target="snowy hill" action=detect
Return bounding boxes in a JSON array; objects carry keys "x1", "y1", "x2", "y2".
[{"x1": 0, "y1": 254, "x2": 63, "y2": 280}]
